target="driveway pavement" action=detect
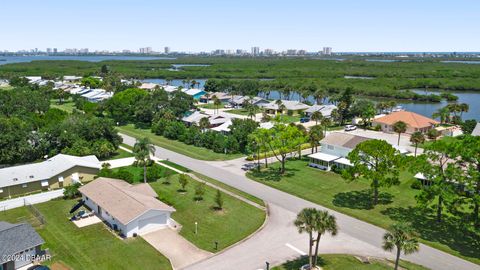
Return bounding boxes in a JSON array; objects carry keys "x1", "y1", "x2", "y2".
[
  {"x1": 120, "y1": 133, "x2": 479, "y2": 270},
  {"x1": 102, "y1": 157, "x2": 135, "y2": 168},
  {"x1": 142, "y1": 228, "x2": 212, "y2": 270}
]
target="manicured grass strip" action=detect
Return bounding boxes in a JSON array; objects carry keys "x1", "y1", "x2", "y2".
[
  {"x1": 0, "y1": 199, "x2": 172, "y2": 270},
  {"x1": 247, "y1": 159, "x2": 480, "y2": 265},
  {"x1": 224, "y1": 109, "x2": 250, "y2": 116},
  {"x1": 120, "y1": 143, "x2": 134, "y2": 151},
  {"x1": 99, "y1": 147, "x2": 133, "y2": 161},
  {"x1": 117, "y1": 124, "x2": 245, "y2": 161},
  {"x1": 158, "y1": 160, "x2": 191, "y2": 172},
  {"x1": 272, "y1": 254, "x2": 429, "y2": 270},
  {"x1": 191, "y1": 172, "x2": 264, "y2": 207},
  {"x1": 150, "y1": 175, "x2": 266, "y2": 252}
]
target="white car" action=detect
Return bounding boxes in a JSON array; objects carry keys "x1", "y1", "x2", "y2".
[{"x1": 344, "y1": 125, "x2": 357, "y2": 131}]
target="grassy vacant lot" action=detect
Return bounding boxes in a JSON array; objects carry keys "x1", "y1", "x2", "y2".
[
  {"x1": 150, "y1": 174, "x2": 265, "y2": 252},
  {"x1": 116, "y1": 124, "x2": 244, "y2": 161},
  {"x1": 272, "y1": 254, "x2": 429, "y2": 270},
  {"x1": 247, "y1": 159, "x2": 480, "y2": 265},
  {"x1": 50, "y1": 99, "x2": 76, "y2": 113},
  {"x1": 0, "y1": 199, "x2": 172, "y2": 270},
  {"x1": 224, "y1": 108, "x2": 250, "y2": 116}
]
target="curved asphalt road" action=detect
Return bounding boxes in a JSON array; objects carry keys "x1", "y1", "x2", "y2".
[{"x1": 121, "y1": 134, "x2": 479, "y2": 270}]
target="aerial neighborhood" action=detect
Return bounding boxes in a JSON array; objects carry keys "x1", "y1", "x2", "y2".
[{"x1": 1, "y1": 4, "x2": 480, "y2": 268}]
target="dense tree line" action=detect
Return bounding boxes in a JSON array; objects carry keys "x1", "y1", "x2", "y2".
[{"x1": 0, "y1": 86, "x2": 121, "y2": 165}]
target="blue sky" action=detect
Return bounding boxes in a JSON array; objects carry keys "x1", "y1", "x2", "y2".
[{"x1": 2, "y1": 0, "x2": 479, "y2": 52}]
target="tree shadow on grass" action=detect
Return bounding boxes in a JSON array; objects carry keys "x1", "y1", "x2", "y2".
[
  {"x1": 279, "y1": 255, "x2": 327, "y2": 270},
  {"x1": 382, "y1": 206, "x2": 480, "y2": 260},
  {"x1": 248, "y1": 166, "x2": 298, "y2": 182},
  {"x1": 332, "y1": 189, "x2": 394, "y2": 210}
]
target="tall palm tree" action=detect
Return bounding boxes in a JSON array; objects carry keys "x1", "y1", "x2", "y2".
[
  {"x1": 294, "y1": 208, "x2": 317, "y2": 269},
  {"x1": 410, "y1": 131, "x2": 425, "y2": 157},
  {"x1": 311, "y1": 111, "x2": 323, "y2": 125},
  {"x1": 313, "y1": 89, "x2": 325, "y2": 105},
  {"x1": 320, "y1": 117, "x2": 332, "y2": 137},
  {"x1": 388, "y1": 100, "x2": 397, "y2": 113},
  {"x1": 312, "y1": 210, "x2": 338, "y2": 268},
  {"x1": 294, "y1": 208, "x2": 338, "y2": 270},
  {"x1": 433, "y1": 106, "x2": 450, "y2": 124},
  {"x1": 459, "y1": 103, "x2": 469, "y2": 120},
  {"x1": 309, "y1": 125, "x2": 324, "y2": 153},
  {"x1": 393, "y1": 121, "x2": 407, "y2": 146},
  {"x1": 212, "y1": 95, "x2": 221, "y2": 114},
  {"x1": 382, "y1": 223, "x2": 419, "y2": 270},
  {"x1": 133, "y1": 137, "x2": 155, "y2": 183}
]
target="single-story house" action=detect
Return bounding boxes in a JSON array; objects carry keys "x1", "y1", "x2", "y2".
[
  {"x1": 308, "y1": 132, "x2": 371, "y2": 171},
  {"x1": 262, "y1": 100, "x2": 310, "y2": 115},
  {"x1": 0, "y1": 222, "x2": 45, "y2": 270},
  {"x1": 139, "y1": 82, "x2": 160, "y2": 90},
  {"x1": 62, "y1": 76, "x2": 82, "y2": 82},
  {"x1": 472, "y1": 122, "x2": 480, "y2": 136},
  {"x1": 182, "y1": 88, "x2": 206, "y2": 100},
  {"x1": 372, "y1": 111, "x2": 439, "y2": 134},
  {"x1": 211, "y1": 120, "x2": 233, "y2": 134},
  {"x1": 199, "y1": 92, "x2": 231, "y2": 103},
  {"x1": 181, "y1": 111, "x2": 210, "y2": 126},
  {"x1": 304, "y1": 104, "x2": 337, "y2": 118},
  {"x1": 24, "y1": 76, "x2": 42, "y2": 84},
  {"x1": 79, "y1": 178, "x2": 176, "y2": 237},
  {"x1": 229, "y1": 95, "x2": 270, "y2": 108},
  {"x1": 0, "y1": 154, "x2": 100, "y2": 199},
  {"x1": 161, "y1": 85, "x2": 179, "y2": 93},
  {"x1": 80, "y1": 89, "x2": 113, "y2": 102}
]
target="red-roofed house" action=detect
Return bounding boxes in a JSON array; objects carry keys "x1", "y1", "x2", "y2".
[{"x1": 373, "y1": 111, "x2": 439, "y2": 134}]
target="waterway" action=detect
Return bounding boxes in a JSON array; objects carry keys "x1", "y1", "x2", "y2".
[{"x1": 0, "y1": 55, "x2": 175, "y2": 65}]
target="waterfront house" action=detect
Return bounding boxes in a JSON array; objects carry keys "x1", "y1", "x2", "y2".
[
  {"x1": 182, "y1": 88, "x2": 206, "y2": 100},
  {"x1": 0, "y1": 222, "x2": 45, "y2": 269},
  {"x1": 229, "y1": 95, "x2": 270, "y2": 108},
  {"x1": 139, "y1": 82, "x2": 160, "y2": 90},
  {"x1": 262, "y1": 100, "x2": 310, "y2": 115},
  {"x1": 79, "y1": 177, "x2": 176, "y2": 237},
  {"x1": 199, "y1": 92, "x2": 231, "y2": 103},
  {"x1": 304, "y1": 104, "x2": 337, "y2": 118},
  {"x1": 0, "y1": 154, "x2": 100, "y2": 199},
  {"x1": 372, "y1": 111, "x2": 439, "y2": 134}
]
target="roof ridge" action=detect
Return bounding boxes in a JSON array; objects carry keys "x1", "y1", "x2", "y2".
[{"x1": 104, "y1": 179, "x2": 153, "y2": 208}]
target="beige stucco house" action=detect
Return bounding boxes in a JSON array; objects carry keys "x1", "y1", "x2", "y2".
[{"x1": 0, "y1": 154, "x2": 100, "y2": 199}]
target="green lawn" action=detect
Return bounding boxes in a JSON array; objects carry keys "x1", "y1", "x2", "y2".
[
  {"x1": 273, "y1": 254, "x2": 429, "y2": 270},
  {"x1": 99, "y1": 147, "x2": 133, "y2": 161},
  {"x1": 247, "y1": 159, "x2": 480, "y2": 265},
  {"x1": 158, "y1": 160, "x2": 191, "y2": 172},
  {"x1": 0, "y1": 199, "x2": 172, "y2": 270},
  {"x1": 224, "y1": 108, "x2": 250, "y2": 116},
  {"x1": 116, "y1": 124, "x2": 245, "y2": 161},
  {"x1": 150, "y1": 174, "x2": 266, "y2": 252},
  {"x1": 109, "y1": 164, "x2": 177, "y2": 183},
  {"x1": 50, "y1": 99, "x2": 76, "y2": 113},
  {"x1": 197, "y1": 103, "x2": 226, "y2": 109}
]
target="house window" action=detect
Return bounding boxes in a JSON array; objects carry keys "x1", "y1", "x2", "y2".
[
  {"x1": 58, "y1": 176, "x2": 64, "y2": 182},
  {"x1": 22, "y1": 184, "x2": 28, "y2": 188},
  {"x1": 327, "y1": 145, "x2": 334, "y2": 150},
  {"x1": 0, "y1": 188, "x2": 3, "y2": 193},
  {"x1": 41, "y1": 180, "x2": 49, "y2": 187}
]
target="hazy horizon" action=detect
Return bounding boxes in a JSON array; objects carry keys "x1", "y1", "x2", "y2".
[{"x1": 2, "y1": 0, "x2": 479, "y2": 53}]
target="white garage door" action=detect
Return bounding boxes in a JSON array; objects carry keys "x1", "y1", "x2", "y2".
[
  {"x1": 138, "y1": 214, "x2": 167, "y2": 232},
  {"x1": 14, "y1": 248, "x2": 36, "y2": 268}
]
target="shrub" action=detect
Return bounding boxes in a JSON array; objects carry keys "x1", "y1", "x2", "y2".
[
  {"x1": 146, "y1": 165, "x2": 163, "y2": 182},
  {"x1": 194, "y1": 182, "x2": 206, "y2": 201},
  {"x1": 114, "y1": 168, "x2": 134, "y2": 183},
  {"x1": 178, "y1": 174, "x2": 189, "y2": 191},
  {"x1": 214, "y1": 190, "x2": 224, "y2": 210},
  {"x1": 410, "y1": 180, "x2": 422, "y2": 190},
  {"x1": 63, "y1": 183, "x2": 81, "y2": 199}
]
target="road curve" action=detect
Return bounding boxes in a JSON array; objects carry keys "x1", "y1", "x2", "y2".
[{"x1": 121, "y1": 133, "x2": 479, "y2": 270}]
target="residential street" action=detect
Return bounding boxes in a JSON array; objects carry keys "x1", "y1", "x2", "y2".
[{"x1": 121, "y1": 133, "x2": 480, "y2": 270}]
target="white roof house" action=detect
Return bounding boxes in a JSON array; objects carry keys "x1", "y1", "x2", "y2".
[
  {"x1": 139, "y1": 83, "x2": 160, "y2": 90},
  {"x1": 211, "y1": 120, "x2": 233, "y2": 133},
  {"x1": 63, "y1": 76, "x2": 82, "y2": 82},
  {"x1": 262, "y1": 100, "x2": 310, "y2": 111},
  {"x1": 79, "y1": 178, "x2": 176, "y2": 237},
  {"x1": 162, "y1": 85, "x2": 179, "y2": 93},
  {"x1": 24, "y1": 76, "x2": 42, "y2": 83},
  {"x1": 181, "y1": 111, "x2": 209, "y2": 125},
  {"x1": 305, "y1": 104, "x2": 337, "y2": 117},
  {"x1": 0, "y1": 154, "x2": 100, "y2": 189}
]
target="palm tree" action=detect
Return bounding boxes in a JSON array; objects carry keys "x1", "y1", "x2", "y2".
[
  {"x1": 312, "y1": 210, "x2": 338, "y2": 268},
  {"x1": 199, "y1": 117, "x2": 210, "y2": 132},
  {"x1": 459, "y1": 103, "x2": 469, "y2": 120},
  {"x1": 388, "y1": 100, "x2": 397, "y2": 113},
  {"x1": 294, "y1": 208, "x2": 338, "y2": 270},
  {"x1": 309, "y1": 125, "x2": 324, "y2": 153},
  {"x1": 313, "y1": 89, "x2": 325, "y2": 105},
  {"x1": 212, "y1": 95, "x2": 221, "y2": 114},
  {"x1": 410, "y1": 131, "x2": 425, "y2": 157},
  {"x1": 294, "y1": 208, "x2": 317, "y2": 269},
  {"x1": 311, "y1": 111, "x2": 323, "y2": 125},
  {"x1": 320, "y1": 117, "x2": 332, "y2": 137},
  {"x1": 432, "y1": 106, "x2": 450, "y2": 124},
  {"x1": 393, "y1": 121, "x2": 407, "y2": 146},
  {"x1": 382, "y1": 223, "x2": 419, "y2": 270},
  {"x1": 133, "y1": 137, "x2": 155, "y2": 183}
]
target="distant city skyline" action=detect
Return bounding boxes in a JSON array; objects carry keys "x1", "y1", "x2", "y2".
[{"x1": 1, "y1": 0, "x2": 479, "y2": 52}]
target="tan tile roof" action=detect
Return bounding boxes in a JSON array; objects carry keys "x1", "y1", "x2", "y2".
[
  {"x1": 373, "y1": 111, "x2": 439, "y2": 129},
  {"x1": 320, "y1": 132, "x2": 371, "y2": 149},
  {"x1": 79, "y1": 177, "x2": 175, "y2": 225}
]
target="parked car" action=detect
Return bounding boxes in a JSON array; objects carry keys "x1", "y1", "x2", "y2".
[
  {"x1": 224, "y1": 104, "x2": 233, "y2": 108},
  {"x1": 344, "y1": 125, "x2": 357, "y2": 131},
  {"x1": 28, "y1": 266, "x2": 51, "y2": 270},
  {"x1": 300, "y1": 117, "x2": 310, "y2": 123},
  {"x1": 241, "y1": 163, "x2": 262, "y2": 171}
]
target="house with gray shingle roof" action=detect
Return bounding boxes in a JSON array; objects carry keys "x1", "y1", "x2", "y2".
[
  {"x1": 0, "y1": 154, "x2": 100, "y2": 199},
  {"x1": 0, "y1": 222, "x2": 45, "y2": 269}
]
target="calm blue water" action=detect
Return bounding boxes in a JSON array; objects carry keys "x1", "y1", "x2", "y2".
[
  {"x1": 441, "y1": 60, "x2": 480, "y2": 64},
  {"x1": 0, "y1": 55, "x2": 175, "y2": 65}
]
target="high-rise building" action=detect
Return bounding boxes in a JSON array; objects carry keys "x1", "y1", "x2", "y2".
[
  {"x1": 53, "y1": 48, "x2": 58, "y2": 54},
  {"x1": 164, "y1": 47, "x2": 170, "y2": 54},
  {"x1": 264, "y1": 48, "x2": 274, "y2": 55},
  {"x1": 286, "y1": 49, "x2": 297, "y2": 55},
  {"x1": 139, "y1": 47, "x2": 153, "y2": 54},
  {"x1": 298, "y1": 50, "x2": 306, "y2": 55},
  {"x1": 251, "y1": 46, "x2": 260, "y2": 56},
  {"x1": 46, "y1": 48, "x2": 52, "y2": 54},
  {"x1": 322, "y1": 47, "x2": 332, "y2": 55}
]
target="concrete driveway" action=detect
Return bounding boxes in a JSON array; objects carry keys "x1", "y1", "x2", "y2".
[{"x1": 142, "y1": 228, "x2": 212, "y2": 270}]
